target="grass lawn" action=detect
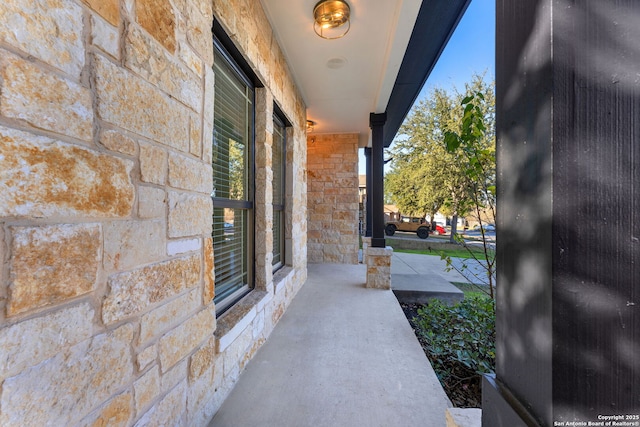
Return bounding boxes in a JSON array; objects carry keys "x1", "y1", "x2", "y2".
[
  {"x1": 393, "y1": 246, "x2": 494, "y2": 260},
  {"x1": 451, "y1": 281, "x2": 492, "y2": 299}
]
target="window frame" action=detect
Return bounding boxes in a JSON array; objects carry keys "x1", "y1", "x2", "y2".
[
  {"x1": 211, "y1": 32, "x2": 257, "y2": 315},
  {"x1": 272, "y1": 112, "x2": 286, "y2": 272}
]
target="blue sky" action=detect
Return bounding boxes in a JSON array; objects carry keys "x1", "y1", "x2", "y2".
[
  {"x1": 418, "y1": 0, "x2": 495, "y2": 96},
  {"x1": 359, "y1": 0, "x2": 495, "y2": 173}
]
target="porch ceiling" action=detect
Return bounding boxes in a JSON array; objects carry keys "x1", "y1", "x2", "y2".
[{"x1": 260, "y1": 0, "x2": 471, "y2": 148}]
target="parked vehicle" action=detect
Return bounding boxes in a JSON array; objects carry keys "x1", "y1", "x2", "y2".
[
  {"x1": 385, "y1": 216, "x2": 430, "y2": 239},
  {"x1": 472, "y1": 223, "x2": 495, "y2": 232},
  {"x1": 432, "y1": 224, "x2": 447, "y2": 235}
]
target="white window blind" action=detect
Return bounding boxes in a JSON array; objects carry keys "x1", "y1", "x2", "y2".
[
  {"x1": 272, "y1": 115, "x2": 285, "y2": 270},
  {"x1": 212, "y1": 42, "x2": 254, "y2": 310}
]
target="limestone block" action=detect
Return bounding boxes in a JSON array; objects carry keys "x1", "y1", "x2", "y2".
[
  {"x1": 103, "y1": 220, "x2": 165, "y2": 272},
  {"x1": 135, "y1": 0, "x2": 176, "y2": 53},
  {"x1": 0, "y1": 0, "x2": 84, "y2": 78},
  {"x1": 161, "y1": 359, "x2": 187, "y2": 393},
  {"x1": 7, "y1": 224, "x2": 101, "y2": 316},
  {"x1": 189, "y1": 336, "x2": 216, "y2": 382},
  {"x1": 185, "y1": 1, "x2": 214, "y2": 66},
  {"x1": 137, "y1": 344, "x2": 157, "y2": 371},
  {"x1": 139, "y1": 143, "x2": 167, "y2": 185},
  {"x1": 167, "y1": 191, "x2": 212, "y2": 238},
  {"x1": 0, "y1": 54, "x2": 93, "y2": 141},
  {"x1": 0, "y1": 126, "x2": 135, "y2": 218},
  {"x1": 187, "y1": 365, "x2": 217, "y2": 426},
  {"x1": 99, "y1": 129, "x2": 137, "y2": 156},
  {"x1": 125, "y1": 26, "x2": 202, "y2": 111},
  {"x1": 203, "y1": 67, "x2": 215, "y2": 123},
  {"x1": 255, "y1": 88, "x2": 273, "y2": 137},
  {"x1": 82, "y1": 0, "x2": 120, "y2": 26},
  {"x1": 366, "y1": 246, "x2": 393, "y2": 290},
  {"x1": 252, "y1": 309, "x2": 265, "y2": 341},
  {"x1": 190, "y1": 114, "x2": 203, "y2": 157},
  {"x1": 168, "y1": 152, "x2": 212, "y2": 193},
  {"x1": 138, "y1": 185, "x2": 166, "y2": 219},
  {"x1": 211, "y1": 352, "x2": 225, "y2": 396},
  {"x1": 91, "y1": 13, "x2": 119, "y2": 58},
  {"x1": 134, "y1": 366, "x2": 160, "y2": 413},
  {"x1": 94, "y1": 55, "x2": 190, "y2": 152},
  {"x1": 0, "y1": 303, "x2": 94, "y2": 379},
  {"x1": 202, "y1": 118, "x2": 214, "y2": 163},
  {"x1": 180, "y1": 40, "x2": 204, "y2": 77},
  {"x1": 102, "y1": 255, "x2": 200, "y2": 325},
  {"x1": 158, "y1": 305, "x2": 216, "y2": 372},
  {"x1": 139, "y1": 288, "x2": 200, "y2": 344},
  {"x1": 76, "y1": 392, "x2": 133, "y2": 427},
  {"x1": 366, "y1": 266, "x2": 392, "y2": 289},
  {"x1": 222, "y1": 324, "x2": 253, "y2": 377},
  {"x1": 167, "y1": 237, "x2": 201, "y2": 256},
  {"x1": 211, "y1": 2, "x2": 237, "y2": 39},
  {"x1": 270, "y1": 289, "x2": 286, "y2": 329},
  {"x1": 0, "y1": 324, "x2": 134, "y2": 426},
  {"x1": 203, "y1": 237, "x2": 215, "y2": 303},
  {"x1": 323, "y1": 246, "x2": 344, "y2": 264},
  {"x1": 134, "y1": 380, "x2": 186, "y2": 427}
]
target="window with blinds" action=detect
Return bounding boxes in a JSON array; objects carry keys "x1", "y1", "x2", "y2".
[
  {"x1": 212, "y1": 40, "x2": 254, "y2": 312},
  {"x1": 272, "y1": 114, "x2": 286, "y2": 271}
]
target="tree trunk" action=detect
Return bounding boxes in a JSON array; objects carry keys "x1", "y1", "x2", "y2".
[{"x1": 449, "y1": 214, "x2": 458, "y2": 243}]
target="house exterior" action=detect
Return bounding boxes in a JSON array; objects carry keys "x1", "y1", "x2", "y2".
[
  {"x1": 1, "y1": 0, "x2": 638, "y2": 426},
  {"x1": 0, "y1": 0, "x2": 470, "y2": 425}
]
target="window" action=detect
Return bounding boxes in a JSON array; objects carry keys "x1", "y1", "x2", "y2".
[
  {"x1": 272, "y1": 114, "x2": 286, "y2": 271},
  {"x1": 212, "y1": 39, "x2": 254, "y2": 312}
]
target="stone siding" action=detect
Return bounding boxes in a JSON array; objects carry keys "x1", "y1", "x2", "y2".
[
  {"x1": 307, "y1": 133, "x2": 360, "y2": 264},
  {"x1": 0, "y1": 0, "x2": 307, "y2": 425}
]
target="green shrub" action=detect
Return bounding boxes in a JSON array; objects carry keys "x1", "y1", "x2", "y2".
[{"x1": 414, "y1": 297, "x2": 495, "y2": 385}]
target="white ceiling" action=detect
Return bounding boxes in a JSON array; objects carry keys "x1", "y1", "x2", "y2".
[{"x1": 260, "y1": 0, "x2": 422, "y2": 147}]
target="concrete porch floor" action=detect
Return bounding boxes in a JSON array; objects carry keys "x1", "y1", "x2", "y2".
[{"x1": 209, "y1": 263, "x2": 451, "y2": 426}]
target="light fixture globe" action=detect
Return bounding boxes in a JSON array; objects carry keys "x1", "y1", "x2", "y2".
[{"x1": 313, "y1": 0, "x2": 351, "y2": 40}]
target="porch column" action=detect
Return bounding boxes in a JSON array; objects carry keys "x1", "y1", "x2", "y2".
[
  {"x1": 364, "y1": 147, "x2": 372, "y2": 238},
  {"x1": 369, "y1": 113, "x2": 386, "y2": 248},
  {"x1": 486, "y1": 1, "x2": 640, "y2": 425}
]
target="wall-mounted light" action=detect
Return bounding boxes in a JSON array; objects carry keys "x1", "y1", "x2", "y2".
[
  {"x1": 306, "y1": 120, "x2": 316, "y2": 132},
  {"x1": 313, "y1": 0, "x2": 351, "y2": 40}
]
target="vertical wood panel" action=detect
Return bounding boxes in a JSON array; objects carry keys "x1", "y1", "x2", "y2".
[{"x1": 552, "y1": 0, "x2": 640, "y2": 420}]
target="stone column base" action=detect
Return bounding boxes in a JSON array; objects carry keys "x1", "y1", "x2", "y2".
[
  {"x1": 361, "y1": 236, "x2": 372, "y2": 264},
  {"x1": 366, "y1": 246, "x2": 393, "y2": 289}
]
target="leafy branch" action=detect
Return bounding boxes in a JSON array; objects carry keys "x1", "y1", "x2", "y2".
[{"x1": 443, "y1": 90, "x2": 496, "y2": 298}]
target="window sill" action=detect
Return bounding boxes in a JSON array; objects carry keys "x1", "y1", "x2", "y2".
[
  {"x1": 215, "y1": 290, "x2": 271, "y2": 352},
  {"x1": 215, "y1": 266, "x2": 294, "y2": 353}
]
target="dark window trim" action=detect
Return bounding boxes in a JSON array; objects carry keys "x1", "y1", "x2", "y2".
[
  {"x1": 212, "y1": 22, "x2": 259, "y2": 316},
  {"x1": 212, "y1": 198, "x2": 253, "y2": 210},
  {"x1": 272, "y1": 109, "x2": 287, "y2": 272}
]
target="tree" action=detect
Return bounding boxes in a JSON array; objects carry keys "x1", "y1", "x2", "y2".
[
  {"x1": 386, "y1": 89, "x2": 452, "y2": 222},
  {"x1": 386, "y1": 82, "x2": 483, "y2": 238},
  {"x1": 385, "y1": 74, "x2": 497, "y2": 295}
]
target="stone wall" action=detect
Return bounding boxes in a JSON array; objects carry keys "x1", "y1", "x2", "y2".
[
  {"x1": 307, "y1": 133, "x2": 360, "y2": 264},
  {"x1": 0, "y1": 0, "x2": 307, "y2": 425}
]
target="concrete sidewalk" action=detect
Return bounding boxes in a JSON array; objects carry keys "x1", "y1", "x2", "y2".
[
  {"x1": 391, "y1": 252, "x2": 466, "y2": 304},
  {"x1": 209, "y1": 263, "x2": 451, "y2": 426},
  {"x1": 391, "y1": 251, "x2": 470, "y2": 281}
]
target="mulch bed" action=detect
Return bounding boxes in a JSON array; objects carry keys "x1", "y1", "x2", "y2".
[{"x1": 400, "y1": 302, "x2": 483, "y2": 408}]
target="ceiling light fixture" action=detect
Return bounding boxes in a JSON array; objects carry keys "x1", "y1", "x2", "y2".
[{"x1": 313, "y1": 0, "x2": 351, "y2": 40}]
